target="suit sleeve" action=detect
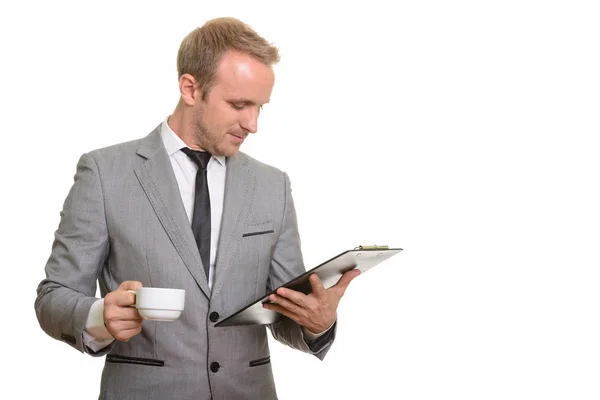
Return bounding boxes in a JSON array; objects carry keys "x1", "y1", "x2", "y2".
[
  {"x1": 267, "y1": 172, "x2": 336, "y2": 360},
  {"x1": 34, "y1": 153, "x2": 113, "y2": 355}
]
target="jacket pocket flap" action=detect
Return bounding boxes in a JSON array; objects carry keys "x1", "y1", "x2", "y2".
[
  {"x1": 249, "y1": 355, "x2": 271, "y2": 367},
  {"x1": 106, "y1": 354, "x2": 164, "y2": 367},
  {"x1": 243, "y1": 221, "x2": 274, "y2": 238}
]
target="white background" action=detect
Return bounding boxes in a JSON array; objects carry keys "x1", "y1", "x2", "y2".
[{"x1": 1, "y1": 1, "x2": 599, "y2": 399}]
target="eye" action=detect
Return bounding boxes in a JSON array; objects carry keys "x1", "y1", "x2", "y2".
[{"x1": 230, "y1": 103, "x2": 244, "y2": 110}]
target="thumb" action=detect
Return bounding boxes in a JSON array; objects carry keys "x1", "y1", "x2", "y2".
[
  {"x1": 333, "y1": 268, "x2": 361, "y2": 292},
  {"x1": 118, "y1": 280, "x2": 144, "y2": 291}
]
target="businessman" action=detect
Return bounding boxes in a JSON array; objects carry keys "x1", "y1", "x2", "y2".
[{"x1": 34, "y1": 16, "x2": 359, "y2": 399}]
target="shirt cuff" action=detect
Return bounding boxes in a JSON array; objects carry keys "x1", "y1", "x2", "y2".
[
  {"x1": 302, "y1": 318, "x2": 336, "y2": 341},
  {"x1": 83, "y1": 299, "x2": 115, "y2": 351}
]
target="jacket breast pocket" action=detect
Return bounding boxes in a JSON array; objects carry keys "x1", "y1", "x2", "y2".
[{"x1": 242, "y1": 221, "x2": 274, "y2": 238}]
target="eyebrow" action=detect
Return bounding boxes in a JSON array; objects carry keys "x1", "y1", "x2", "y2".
[{"x1": 228, "y1": 98, "x2": 270, "y2": 106}]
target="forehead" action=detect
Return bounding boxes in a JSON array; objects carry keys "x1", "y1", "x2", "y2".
[{"x1": 212, "y1": 50, "x2": 274, "y2": 103}]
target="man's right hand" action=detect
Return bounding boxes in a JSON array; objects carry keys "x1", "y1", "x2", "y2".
[{"x1": 103, "y1": 280, "x2": 144, "y2": 342}]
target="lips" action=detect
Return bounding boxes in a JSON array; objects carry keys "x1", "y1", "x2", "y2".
[{"x1": 229, "y1": 132, "x2": 247, "y2": 142}]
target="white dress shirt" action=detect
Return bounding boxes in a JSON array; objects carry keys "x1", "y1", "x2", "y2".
[
  {"x1": 160, "y1": 116, "x2": 227, "y2": 286},
  {"x1": 83, "y1": 117, "x2": 328, "y2": 352}
]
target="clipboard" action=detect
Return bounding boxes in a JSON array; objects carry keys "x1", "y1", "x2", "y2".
[{"x1": 215, "y1": 245, "x2": 403, "y2": 327}]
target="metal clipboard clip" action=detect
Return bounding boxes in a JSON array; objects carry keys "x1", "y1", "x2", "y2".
[{"x1": 354, "y1": 245, "x2": 390, "y2": 250}]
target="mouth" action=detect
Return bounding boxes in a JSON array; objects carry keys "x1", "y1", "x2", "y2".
[{"x1": 229, "y1": 132, "x2": 247, "y2": 143}]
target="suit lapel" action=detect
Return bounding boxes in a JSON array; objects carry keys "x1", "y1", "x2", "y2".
[
  {"x1": 134, "y1": 126, "x2": 211, "y2": 298},
  {"x1": 212, "y1": 152, "x2": 254, "y2": 297}
]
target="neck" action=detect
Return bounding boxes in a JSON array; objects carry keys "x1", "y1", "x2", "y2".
[{"x1": 168, "y1": 101, "x2": 204, "y2": 151}]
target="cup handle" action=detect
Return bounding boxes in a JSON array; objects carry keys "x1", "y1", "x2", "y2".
[{"x1": 127, "y1": 289, "x2": 137, "y2": 307}]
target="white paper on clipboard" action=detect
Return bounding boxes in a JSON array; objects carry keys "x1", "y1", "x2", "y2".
[{"x1": 215, "y1": 246, "x2": 402, "y2": 327}]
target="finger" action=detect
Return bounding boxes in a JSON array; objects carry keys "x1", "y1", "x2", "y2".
[
  {"x1": 262, "y1": 302, "x2": 300, "y2": 322},
  {"x1": 107, "y1": 319, "x2": 143, "y2": 332},
  {"x1": 268, "y1": 294, "x2": 307, "y2": 317},
  {"x1": 106, "y1": 306, "x2": 143, "y2": 321},
  {"x1": 308, "y1": 274, "x2": 327, "y2": 299},
  {"x1": 275, "y1": 287, "x2": 309, "y2": 308},
  {"x1": 105, "y1": 304, "x2": 143, "y2": 325},
  {"x1": 112, "y1": 281, "x2": 143, "y2": 307},
  {"x1": 113, "y1": 326, "x2": 143, "y2": 342},
  {"x1": 332, "y1": 268, "x2": 361, "y2": 294},
  {"x1": 106, "y1": 318, "x2": 143, "y2": 341},
  {"x1": 111, "y1": 290, "x2": 138, "y2": 307}
]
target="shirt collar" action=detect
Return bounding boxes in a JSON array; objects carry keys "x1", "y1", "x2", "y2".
[{"x1": 160, "y1": 116, "x2": 226, "y2": 166}]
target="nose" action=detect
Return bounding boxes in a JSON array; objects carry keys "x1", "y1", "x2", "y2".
[{"x1": 240, "y1": 107, "x2": 259, "y2": 134}]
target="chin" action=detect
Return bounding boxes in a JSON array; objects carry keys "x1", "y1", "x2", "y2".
[{"x1": 215, "y1": 145, "x2": 240, "y2": 157}]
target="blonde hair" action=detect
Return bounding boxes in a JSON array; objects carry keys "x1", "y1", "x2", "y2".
[{"x1": 177, "y1": 17, "x2": 280, "y2": 100}]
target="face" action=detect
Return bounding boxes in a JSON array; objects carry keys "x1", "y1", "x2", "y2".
[{"x1": 190, "y1": 51, "x2": 275, "y2": 156}]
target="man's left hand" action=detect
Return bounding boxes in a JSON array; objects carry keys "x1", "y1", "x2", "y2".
[{"x1": 262, "y1": 268, "x2": 361, "y2": 334}]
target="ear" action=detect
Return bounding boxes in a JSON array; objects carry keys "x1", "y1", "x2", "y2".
[{"x1": 179, "y1": 74, "x2": 202, "y2": 106}]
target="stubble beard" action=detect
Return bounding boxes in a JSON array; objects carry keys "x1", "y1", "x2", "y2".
[
  {"x1": 191, "y1": 105, "x2": 241, "y2": 157},
  {"x1": 192, "y1": 119, "x2": 215, "y2": 153},
  {"x1": 191, "y1": 104, "x2": 220, "y2": 155}
]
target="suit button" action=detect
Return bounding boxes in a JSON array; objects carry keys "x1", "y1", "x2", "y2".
[
  {"x1": 210, "y1": 362, "x2": 220, "y2": 372},
  {"x1": 209, "y1": 312, "x2": 219, "y2": 322}
]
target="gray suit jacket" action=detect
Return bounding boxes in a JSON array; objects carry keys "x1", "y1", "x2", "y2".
[{"x1": 35, "y1": 124, "x2": 335, "y2": 399}]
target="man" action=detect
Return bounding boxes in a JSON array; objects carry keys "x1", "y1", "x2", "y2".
[{"x1": 35, "y1": 17, "x2": 359, "y2": 399}]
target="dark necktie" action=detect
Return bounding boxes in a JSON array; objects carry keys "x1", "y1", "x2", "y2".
[{"x1": 181, "y1": 147, "x2": 212, "y2": 279}]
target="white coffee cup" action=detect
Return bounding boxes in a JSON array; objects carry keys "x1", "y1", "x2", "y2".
[{"x1": 128, "y1": 287, "x2": 185, "y2": 321}]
